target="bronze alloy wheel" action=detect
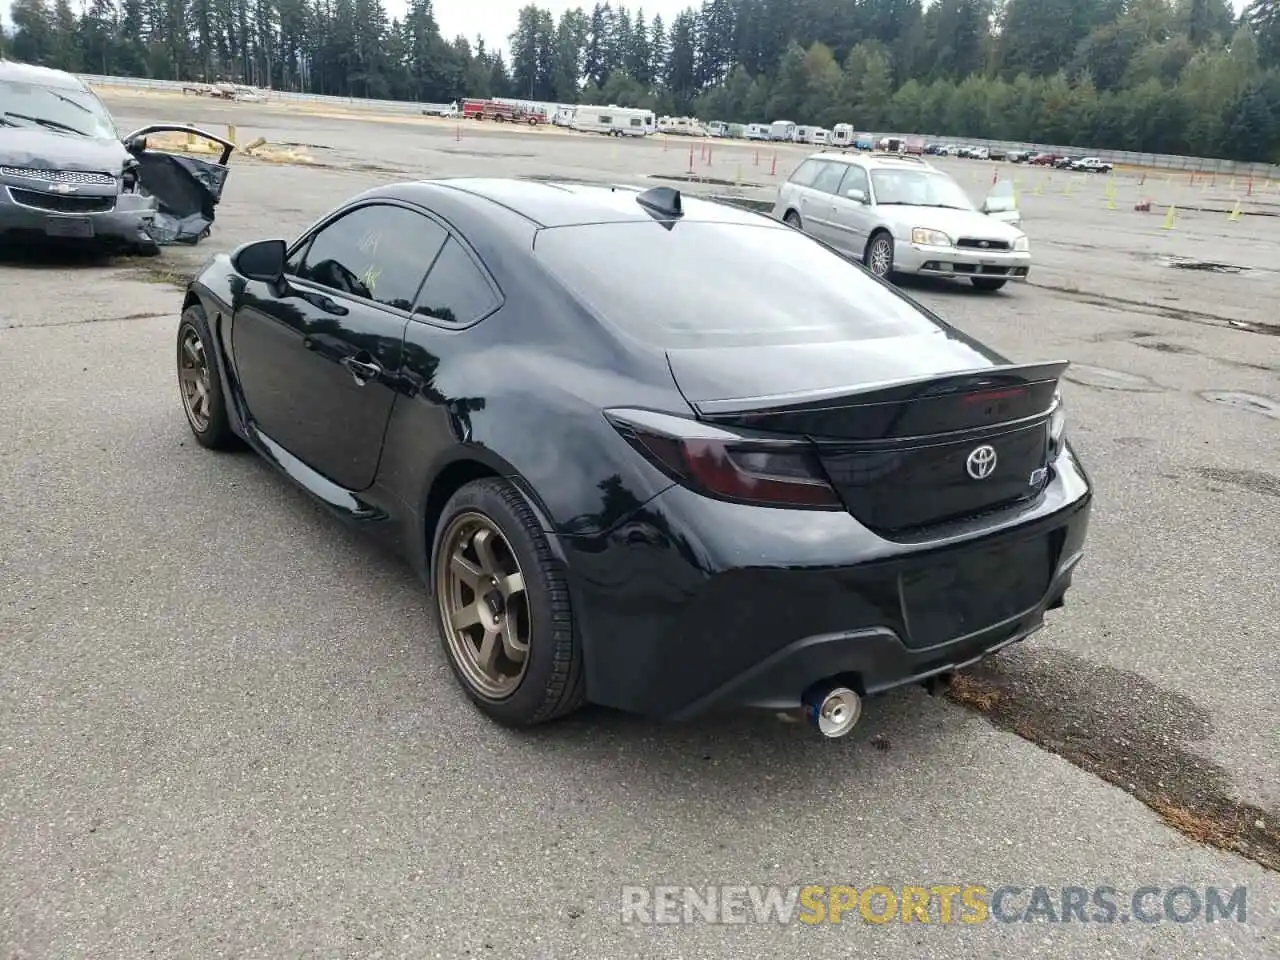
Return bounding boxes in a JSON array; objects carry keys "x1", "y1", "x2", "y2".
[
  {"x1": 178, "y1": 324, "x2": 213, "y2": 432},
  {"x1": 435, "y1": 511, "x2": 532, "y2": 700}
]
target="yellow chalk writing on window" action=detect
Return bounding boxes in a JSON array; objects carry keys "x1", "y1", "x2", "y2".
[{"x1": 358, "y1": 229, "x2": 381, "y2": 257}]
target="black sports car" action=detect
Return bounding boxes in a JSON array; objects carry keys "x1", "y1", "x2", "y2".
[
  {"x1": 176, "y1": 178, "x2": 1092, "y2": 737},
  {"x1": 0, "y1": 60, "x2": 235, "y2": 252}
]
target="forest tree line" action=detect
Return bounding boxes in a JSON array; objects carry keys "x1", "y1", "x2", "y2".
[{"x1": 2, "y1": 0, "x2": 1279, "y2": 161}]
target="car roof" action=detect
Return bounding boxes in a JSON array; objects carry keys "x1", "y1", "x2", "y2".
[
  {"x1": 377, "y1": 177, "x2": 784, "y2": 229},
  {"x1": 0, "y1": 59, "x2": 90, "y2": 92},
  {"x1": 802, "y1": 152, "x2": 936, "y2": 173}
]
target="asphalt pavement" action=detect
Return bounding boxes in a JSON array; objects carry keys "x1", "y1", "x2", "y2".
[{"x1": 1, "y1": 90, "x2": 1277, "y2": 958}]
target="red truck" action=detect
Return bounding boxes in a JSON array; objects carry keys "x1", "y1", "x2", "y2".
[{"x1": 461, "y1": 98, "x2": 540, "y2": 125}]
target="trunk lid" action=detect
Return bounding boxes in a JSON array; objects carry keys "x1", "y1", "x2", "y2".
[{"x1": 666, "y1": 339, "x2": 1066, "y2": 535}]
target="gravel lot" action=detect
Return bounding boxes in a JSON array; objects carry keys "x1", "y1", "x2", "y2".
[{"x1": 2, "y1": 90, "x2": 1277, "y2": 958}]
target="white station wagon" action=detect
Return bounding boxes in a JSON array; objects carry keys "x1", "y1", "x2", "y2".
[{"x1": 772, "y1": 152, "x2": 1031, "y2": 291}]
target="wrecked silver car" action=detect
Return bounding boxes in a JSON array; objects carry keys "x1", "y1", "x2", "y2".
[{"x1": 0, "y1": 60, "x2": 234, "y2": 254}]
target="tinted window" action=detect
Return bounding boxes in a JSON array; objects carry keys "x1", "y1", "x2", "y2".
[
  {"x1": 297, "y1": 204, "x2": 447, "y2": 311},
  {"x1": 809, "y1": 162, "x2": 848, "y2": 194},
  {"x1": 535, "y1": 221, "x2": 941, "y2": 349},
  {"x1": 413, "y1": 237, "x2": 500, "y2": 325}
]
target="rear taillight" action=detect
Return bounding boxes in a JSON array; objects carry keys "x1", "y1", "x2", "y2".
[
  {"x1": 1048, "y1": 389, "x2": 1066, "y2": 458},
  {"x1": 606, "y1": 410, "x2": 840, "y2": 509}
]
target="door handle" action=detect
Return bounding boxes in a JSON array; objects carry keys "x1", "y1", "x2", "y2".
[{"x1": 341, "y1": 355, "x2": 382, "y2": 384}]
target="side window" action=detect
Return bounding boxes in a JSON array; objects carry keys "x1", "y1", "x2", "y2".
[
  {"x1": 841, "y1": 166, "x2": 869, "y2": 198},
  {"x1": 297, "y1": 204, "x2": 448, "y2": 312},
  {"x1": 788, "y1": 159, "x2": 822, "y2": 187},
  {"x1": 809, "y1": 162, "x2": 848, "y2": 195},
  {"x1": 413, "y1": 237, "x2": 500, "y2": 325}
]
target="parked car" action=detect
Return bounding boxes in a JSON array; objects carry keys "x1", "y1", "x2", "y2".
[
  {"x1": 1070, "y1": 157, "x2": 1113, "y2": 173},
  {"x1": 1007, "y1": 150, "x2": 1032, "y2": 163},
  {"x1": 174, "y1": 177, "x2": 1088, "y2": 738},
  {"x1": 0, "y1": 59, "x2": 236, "y2": 252},
  {"x1": 1029, "y1": 153, "x2": 1061, "y2": 166},
  {"x1": 1053, "y1": 156, "x2": 1079, "y2": 169},
  {"x1": 772, "y1": 151, "x2": 1031, "y2": 291}
]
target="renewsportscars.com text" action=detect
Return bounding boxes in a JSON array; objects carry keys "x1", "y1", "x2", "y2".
[{"x1": 621, "y1": 884, "x2": 1249, "y2": 925}]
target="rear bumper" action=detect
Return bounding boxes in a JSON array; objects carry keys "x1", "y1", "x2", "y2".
[
  {"x1": 563, "y1": 449, "x2": 1091, "y2": 720},
  {"x1": 895, "y1": 239, "x2": 1032, "y2": 280}
]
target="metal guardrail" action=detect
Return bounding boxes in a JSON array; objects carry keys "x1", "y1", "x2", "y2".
[
  {"x1": 81, "y1": 73, "x2": 450, "y2": 116},
  {"x1": 81, "y1": 73, "x2": 1280, "y2": 179},
  {"x1": 867, "y1": 134, "x2": 1280, "y2": 179}
]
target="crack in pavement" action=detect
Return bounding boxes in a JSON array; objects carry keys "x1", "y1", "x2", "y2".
[
  {"x1": 1032, "y1": 281, "x2": 1280, "y2": 338},
  {"x1": 947, "y1": 647, "x2": 1279, "y2": 873},
  {"x1": 0, "y1": 311, "x2": 171, "y2": 331}
]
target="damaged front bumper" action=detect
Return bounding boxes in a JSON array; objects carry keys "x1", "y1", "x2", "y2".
[
  {"x1": 0, "y1": 177, "x2": 160, "y2": 248},
  {"x1": 0, "y1": 124, "x2": 236, "y2": 250}
]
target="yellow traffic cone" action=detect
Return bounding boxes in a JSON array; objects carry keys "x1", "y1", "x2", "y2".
[
  {"x1": 1161, "y1": 204, "x2": 1176, "y2": 229},
  {"x1": 1228, "y1": 200, "x2": 1241, "y2": 222}
]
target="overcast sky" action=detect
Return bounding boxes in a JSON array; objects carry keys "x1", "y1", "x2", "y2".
[{"x1": 0, "y1": 0, "x2": 1257, "y2": 62}]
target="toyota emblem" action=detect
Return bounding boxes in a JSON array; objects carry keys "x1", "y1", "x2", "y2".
[
  {"x1": 966, "y1": 444, "x2": 998, "y2": 480},
  {"x1": 978, "y1": 240, "x2": 989, "y2": 248},
  {"x1": 48, "y1": 182, "x2": 78, "y2": 194}
]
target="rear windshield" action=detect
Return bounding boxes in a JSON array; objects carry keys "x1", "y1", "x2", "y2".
[{"x1": 533, "y1": 220, "x2": 943, "y2": 349}]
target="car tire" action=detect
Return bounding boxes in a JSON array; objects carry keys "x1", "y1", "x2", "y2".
[
  {"x1": 431, "y1": 478, "x2": 586, "y2": 728},
  {"x1": 176, "y1": 304, "x2": 239, "y2": 450},
  {"x1": 971, "y1": 278, "x2": 1008, "y2": 291},
  {"x1": 864, "y1": 231, "x2": 895, "y2": 280},
  {"x1": 783, "y1": 210, "x2": 802, "y2": 229}
]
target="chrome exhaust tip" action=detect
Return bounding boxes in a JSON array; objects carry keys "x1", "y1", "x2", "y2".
[{"x1": 801, "y1": 683, "x2": 862, "y2": 738}]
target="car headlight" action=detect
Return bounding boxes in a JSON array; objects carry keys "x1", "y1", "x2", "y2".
[
  {"x1": 1013, "y1": 235, "x2": 1030, "y2": 252},
  {"x1": 1048, "y1": 388, "x2": 1065, "y2": 458},
  {"x1": 911, "y1": 228, "x2": 952, "y2": 246}
]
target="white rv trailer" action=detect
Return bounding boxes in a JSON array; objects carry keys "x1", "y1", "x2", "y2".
[
  {"x1": 571, "y1": 105, "x2": 654, "y2": 137},
  {"x1": 745, "y1": 123, "x2": 771, "y2": 140},
  {"x1": 831, "y1": 123, "x2": 854, "y2": 147},
  {"x1": 657, "y1": 115, "x2": 706, "y2": 136},
  {"x1": 769, "y1": 120, "x2": 797, "y2": 141}
]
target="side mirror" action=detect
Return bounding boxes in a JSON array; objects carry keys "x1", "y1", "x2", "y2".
[
  {"x1": 845, "y1": 188, "x2": 867, "y2": 203},
  {"x1": 124, "y1": 135, "x2": 147, "y2": 154},
  {"x1": 233, "y1": 238, "x2": 288, "y2": 284}
]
